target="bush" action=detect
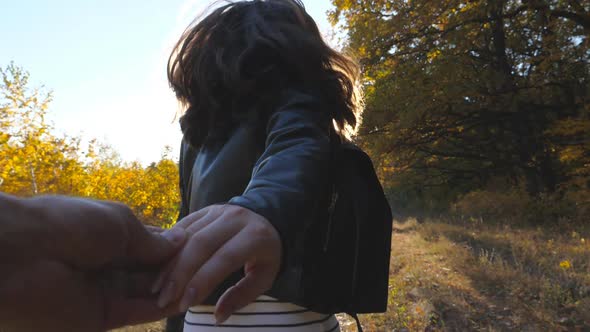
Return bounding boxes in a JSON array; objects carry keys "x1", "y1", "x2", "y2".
[
  {"x1": 524, "y1": 192, "x2": 577, "y2": 225},
  {"x1": 561, "y1": 178, "x2": 590, "y2": 223},
  {"x1": 452, "y1": 189, "x2": 530, "y2": 222},
  {"x1": 452, "y1": 187, "x2": 586, "y2": 226}
]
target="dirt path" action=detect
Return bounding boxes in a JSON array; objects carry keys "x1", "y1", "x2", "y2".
[
  {"x1": 388, "y1": 228, "x2": 528, "y2": 331},
  {"x1": 339, "y1": 222, "x2": 589, "y2": 331}
]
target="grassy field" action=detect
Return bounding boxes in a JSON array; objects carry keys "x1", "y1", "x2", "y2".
[
  {"x1": 343, "y1": 219, "x2": 590, "y2": 331},
  {"x1": 117, "y1": 218, "x2": 590, "y2": 332}
]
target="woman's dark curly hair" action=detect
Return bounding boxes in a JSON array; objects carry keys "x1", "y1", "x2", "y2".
[{"x1": 168, "y1": 0, "x2": 362, "y2": 148}]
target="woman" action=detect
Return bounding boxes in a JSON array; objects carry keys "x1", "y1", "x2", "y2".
[{"x1": 153, "y1": 0, "x2": 362, "y2": 331}]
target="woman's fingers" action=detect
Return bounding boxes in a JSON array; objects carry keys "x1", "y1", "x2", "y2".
[
  {"x1": 214, "y1": 264, "x2": 276, "y2": 324},
  {"x1": 151, "y1": 207, "x2": 222, "y2": 297},
  {"x1": 157, "y1": 214, "x2": 242, "y2": 308},
  {"x1": 155, "y1": 205, "x2": 282, "y2": 316},
  {"x1": 177, "y1": 229, "x2": 253, "y2": 311},
  {"x1": 145, "y1": 225, "x2": 165, "y2": 233},
  {"x1": 147, "y1": 208, "x2": 216, "y2": 294},
  {"x1": 151, "y1": 208, "x2": 220, "y2": 294},
  {"x1": 184, "y1": 209, "x2": 222, "y2": 235},
  {"x1": 178, "y1": 217, "x2": 281, "y2": 313},
  {"x1": 174, "y1": 205, "x2": 222, "y2": 230}
]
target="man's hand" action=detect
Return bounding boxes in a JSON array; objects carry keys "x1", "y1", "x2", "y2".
[
  {"x1": 0, "y1": 194, "x2": 186, "y2": 332},
  {"x1": 152, "y1": 204, "x2": 282, "y2": 324}
]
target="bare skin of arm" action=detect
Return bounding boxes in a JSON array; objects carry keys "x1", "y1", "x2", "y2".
[{"x1": 0, "y1": 193, "x2": 186, "y2": 332}]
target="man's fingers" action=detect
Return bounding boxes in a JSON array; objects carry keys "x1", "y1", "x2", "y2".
[
  {"x1": 150, "y1": 255, "x2": 178, "y2": 294},
  {"x1": 124, "y1": 271, "x2": 159, "y2": 297},
  {"x1": 104, "y1": 297, "x2": 181, "y2": 330},
  {"x1": 100, "y1": 270, "x2": 161, "y2": 301},
  {"x1": 126, "y1": 223, "x2": 186, "y2": 267},
  {"x1": 214, "y1": 267, "x2": 275, "y2": 324}
]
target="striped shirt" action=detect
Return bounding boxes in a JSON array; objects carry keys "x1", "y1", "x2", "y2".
[{"x1": 184, "y1": 296, "x2": 341, "y2": 332}]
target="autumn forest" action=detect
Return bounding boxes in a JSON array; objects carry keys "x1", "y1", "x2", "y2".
[
  {"x1": 0, "y1": 64, "x2": 180, "y2": 227},
  {"x1": 2, "y1": 0, "x2": 590, "y2": 330}
]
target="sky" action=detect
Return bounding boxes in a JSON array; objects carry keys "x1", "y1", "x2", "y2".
[{"x1": 0, "y1": 0, "x2": 335, "y2": 164}]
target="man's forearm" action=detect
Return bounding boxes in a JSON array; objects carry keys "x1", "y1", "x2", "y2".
[
  {"x1": 0, "y1": 193, "x2": 55, "y2": 262},
  {"x1": 0, "y1": 193, "x2": 50, "y2": 324},
  {"x1": 0, "y1": 193, "x2": 66, "y2": 319},
  {"x1": 0, "y1": 192, "x2": 182, "y2": 331},
  {"x1": 0, "y1": 193, "x2": 104, "y2": 331},
  {"x1": 0, "y1": 193, "x2": 34, "y2": 256}
]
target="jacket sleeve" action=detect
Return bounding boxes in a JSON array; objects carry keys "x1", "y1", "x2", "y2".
[
  {"x1": 177, "y1": 141, "x2": 189, "y2": 222},
  {"x1": 177, "y1": 140, "x2": 200, "y2": 222},
  {"x1": 228, "y1": 93, "x2": 331, "y2": 260}
]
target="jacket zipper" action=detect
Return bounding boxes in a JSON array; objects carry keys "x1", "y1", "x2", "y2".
[{"x1": 323, "y1": 188, "x2": 338, "y2": 252}]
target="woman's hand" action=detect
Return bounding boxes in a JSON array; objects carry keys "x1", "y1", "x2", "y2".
[{"x1": 152, "y1": 204, "x2": 282, "y2": 324}]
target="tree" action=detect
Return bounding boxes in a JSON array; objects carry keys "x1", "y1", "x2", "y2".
[
  {"x1": 0, "y1": 63, "x2": 180, "y2": 227},
  {"x1": 0, "y1": 63, "x2": 85, "y2": 196},
  {"x1": 331, "y1": 0, "x2": 589, "y2": 211}
]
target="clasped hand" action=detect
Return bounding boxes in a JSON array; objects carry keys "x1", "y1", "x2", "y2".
[
  {"x1": 152, "y1": 204, "x2": 283, "y2": 324},
  {"x1": 0, "y1": 196, "x2": 282, "y2": 332}
]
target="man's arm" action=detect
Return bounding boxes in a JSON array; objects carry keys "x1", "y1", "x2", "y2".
[
  {"x1": 0, "y1": 193, "x2": 57, "y2": 263},
  {"x1": 0, "y1": 192, "x2": 186, "y2": 332},
  {"x1": 0, "y1": 193, "x2": 95, "y2": 331}
]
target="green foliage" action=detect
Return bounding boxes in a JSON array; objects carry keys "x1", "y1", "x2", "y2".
[
  {"x1": 332, "y1": 0, "x2": 590, "y2": 213},
  {"x1": 0, "y1": 64, "x2": 180, "y2": 227}
]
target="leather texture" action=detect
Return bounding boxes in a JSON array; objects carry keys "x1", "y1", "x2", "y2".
[{"x1": 177, "y1": 89, "x2": 332, "y2": 305}]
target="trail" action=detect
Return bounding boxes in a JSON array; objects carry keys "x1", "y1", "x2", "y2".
[{"x1": 338, "y1": 222, "x2": 584, "y2": 332}]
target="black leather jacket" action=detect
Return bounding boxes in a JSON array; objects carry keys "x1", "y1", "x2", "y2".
[{"x1": 167, "y1": 90, "x2": 332, "y2": 331}]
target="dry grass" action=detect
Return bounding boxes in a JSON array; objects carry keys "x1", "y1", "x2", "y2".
[
  {"x1": 116, "y1": 218, "x2": 590, "y2": 332},
  {"x1": 114, "y1": 321, "x2": 164, "y2": 332},
  {"x1": 337, "y1": 218, "x2": 590, "y2": 332}
]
